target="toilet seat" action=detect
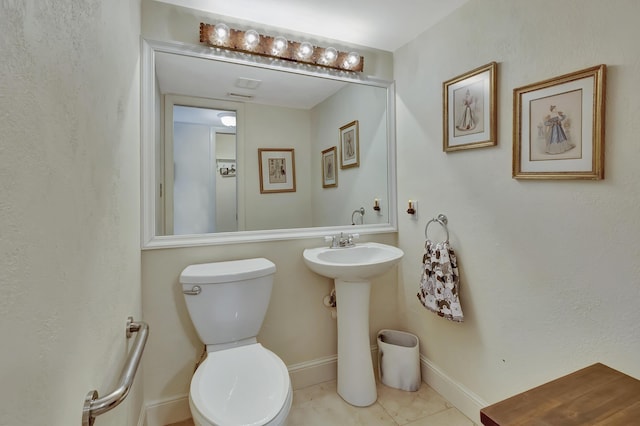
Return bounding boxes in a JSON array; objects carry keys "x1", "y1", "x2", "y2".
[{"x1": 190, "y1": 343, "x2": 291, "y2": 426}]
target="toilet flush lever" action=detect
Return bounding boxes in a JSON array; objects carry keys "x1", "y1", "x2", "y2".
[{"x1": 183, "y1": 285, "x2": 202, "y2": 296}]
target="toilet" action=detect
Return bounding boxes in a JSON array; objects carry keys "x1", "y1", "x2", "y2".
[{"x1": 180, "y1": 258, "x2": 292, "y2": 426}]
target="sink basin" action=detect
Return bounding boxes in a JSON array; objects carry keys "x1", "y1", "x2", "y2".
[
  {"x1": 303, "y1": 242, "x2": 404, "y2": 407},
  {"x1": 303, "y1": 242, "x2": 404, "y2": 280}
]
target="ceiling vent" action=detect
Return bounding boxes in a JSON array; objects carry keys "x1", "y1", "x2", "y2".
[
  {"x1": 235, "y1": 77, "x2": 262, "y2": 90},
  {"x1": 227, "y1": 92, "x2": 254, "y2": 100}
]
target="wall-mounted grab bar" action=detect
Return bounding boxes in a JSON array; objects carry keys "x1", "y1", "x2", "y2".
[{"x1": 82, "y1": 317, "x2": 149, "y2": 426}]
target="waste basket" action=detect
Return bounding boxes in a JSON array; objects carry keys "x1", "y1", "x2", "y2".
[{"x1": 377, "y1": 329, "x2": 421, "y2": 391}]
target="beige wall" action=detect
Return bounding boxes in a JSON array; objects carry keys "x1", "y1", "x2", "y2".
[
  {"x1": 142, "y1": 234, "x2": 401, "y2": 404},
  {"x1": 8, "y1": 0, "x2": 638, "y2": 424},
  {"x1": 0, "y1": 1, "x2": 142, "y2": 425},
  {"x1": 242, "y1": 104, "x2": 313, "y2": 231},
  {"x1": 311, "y1": 84, "x2": 390, "y2": 227},
  {"x1": 395, "y1": 0, "x2": 640, "y2": 411}
]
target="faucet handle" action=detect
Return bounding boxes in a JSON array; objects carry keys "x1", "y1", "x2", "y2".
[
  {"x1": 325, "y1": 235, "x2": 339, "y2": 248},
  {"x1": 347, "y1": 233, "x2": 360, "y2": 246}
]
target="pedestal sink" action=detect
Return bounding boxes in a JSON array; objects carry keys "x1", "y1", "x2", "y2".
[{"x1": 302, "y1": 242, "x2": 404, "y2": 406}]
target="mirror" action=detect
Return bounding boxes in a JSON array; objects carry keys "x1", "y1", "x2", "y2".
[
  {"x1": 141, "y1": 39, "x2": 397, "y2": 248},
  {"x1": 165, "y1": 102, "x2": 238, "y2": 235}
]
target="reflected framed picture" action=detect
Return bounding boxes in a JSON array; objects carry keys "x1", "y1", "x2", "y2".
[
  {"x1": 217, "y1": 159, "x2": 236, "y2": 177},
  {"x1": 322, "y1": 146, "x2": 338, "y2": 188},
  {"x1": 258, "y1": 148, "x2": 296, "y2": 193},
  {"x1": 443, "y1": 62, "x2": 497, "y2": 152},
  {"x1": 339, "y1": 120, "x2": 359, "y2": 168},
  {"x1": 513, "y1": 64, "x2": 606, "y2": 180}
]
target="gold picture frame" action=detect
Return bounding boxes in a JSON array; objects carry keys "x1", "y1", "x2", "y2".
[
  {"x1": 513, "y1": 64, "x2": 606, "y2": 180},
  {"x1": 258, "y1": 148, "x2": 296, "y2": 193},
  {"x1": 322, "y1": 146, "x2": 338, "y2": 188},
  {"x1": 443, "y1": 62, "x2": 498, "y2": 152},
  {"x1": 339, "y1": 120, "x2": 359, "y2": 168}
]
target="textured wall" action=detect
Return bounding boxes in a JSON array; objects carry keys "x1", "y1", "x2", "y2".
[
  {"x1": 0, "y1": 1, "x2": 142, "y2": 425},
  {"x1": 395, "y1": 0, "x2": 640, "y2": 412}
]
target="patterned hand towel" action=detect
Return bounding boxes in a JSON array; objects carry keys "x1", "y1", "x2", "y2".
[{"x1": 417, "y1": 240, "x2": 464, "y2": 322}]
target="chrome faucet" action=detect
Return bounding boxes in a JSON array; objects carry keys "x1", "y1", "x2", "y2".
[
  {"x1": 325, "y1": 232, "x2": 360, "y2": 248},
  {"x1": 351, "y1": 207, "x2": 365, "y2": 225}
]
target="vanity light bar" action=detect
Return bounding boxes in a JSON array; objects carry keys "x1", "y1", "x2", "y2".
[{"x1": 199, "y1": 23, "x2": 364, "y2": 73}]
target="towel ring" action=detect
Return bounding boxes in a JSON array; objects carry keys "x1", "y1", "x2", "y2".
[{"x1": 424, "y1": 214, "x2": 449, "y2": 243}]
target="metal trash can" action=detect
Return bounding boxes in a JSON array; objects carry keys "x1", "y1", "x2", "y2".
[{"x1": 377, "y1": 329, "x2": 421, "y2": 391}]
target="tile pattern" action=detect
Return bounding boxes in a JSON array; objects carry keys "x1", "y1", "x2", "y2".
[{"x1": 165, "y1": 380, "x2": 476, "y2": 426}]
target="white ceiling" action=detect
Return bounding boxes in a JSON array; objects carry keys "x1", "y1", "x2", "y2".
[
  {"x1": 155, "y1": 51, "x2": 348, "y2": 110},
  {"x1": 154, "y1": 0, "x2": 469, "y2": 52}
]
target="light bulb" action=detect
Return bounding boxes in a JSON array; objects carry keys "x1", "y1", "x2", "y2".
[
  {"x1": 244, "y1": 30, "x2": 259, "y2": 50},
  {"x1": 218, "y1": 112, "x2": 236, "y2": 127},
  {"x1": 345, "y1": 52, "x2": 361, "y2": 69},
  {"x1": 221, "y1": 116, "x2": 236, "y2": 127},
  {"x1": 297, "y1": 42, "x2": 314, "y2": 60},
  {"x1": 323, "y1": 47, "x2": 338, "y2": 64},
  {"x1": 272, "y1": 36, "x2": 288, "y2": 55},
  {"x1": 212, "y1": 23, "x2": 230, "y2": 44}
]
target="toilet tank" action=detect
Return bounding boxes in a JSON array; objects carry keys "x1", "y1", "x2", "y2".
[{"x1": 180, "y1": 258, "x2": 276, "y2": 346}]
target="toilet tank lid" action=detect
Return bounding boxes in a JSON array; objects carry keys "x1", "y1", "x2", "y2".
[{"x1": 180, "y1": 258, "x2": 276, "y2": 284}]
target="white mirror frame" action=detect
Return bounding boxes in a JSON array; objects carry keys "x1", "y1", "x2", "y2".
[{"x1": 141, "y1": 39, "x2": 398, "y2": 249}]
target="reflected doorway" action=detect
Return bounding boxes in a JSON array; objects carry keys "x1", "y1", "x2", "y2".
[{"x1": 163, "y1": 95, "x2": 238, "y2": 235}]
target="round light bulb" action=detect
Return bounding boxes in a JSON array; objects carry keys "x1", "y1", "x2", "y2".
[
  {"x1": 323, "y1": 47, "x2": 338, "y2": 64},
  {"x1": 345, "y1": 52, "x2": 361, "y2": 69},
  {"x1": 218, "y1": 112, "x2": 236, "y2": 127},
  {"x1": 272, "y1": 36, "x2": 288, "y2": 55},
  {"x1": 212, "y1": 23, "x2": 230, "y2": 43},
  {"x1": 297, "y1": 42, "x2": 314, "y2": 60},
  {"x1": 244, "y1": 30, "x2": 260, "y2": 50}
]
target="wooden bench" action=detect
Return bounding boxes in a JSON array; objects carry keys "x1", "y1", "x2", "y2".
[{"x1": 480, "y1": 363, "x2": 640, "y2": 425}]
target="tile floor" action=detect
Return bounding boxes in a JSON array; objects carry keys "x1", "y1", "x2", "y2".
[{"x1": 166, "y1": 380, "x2": 476, "y2": 426}]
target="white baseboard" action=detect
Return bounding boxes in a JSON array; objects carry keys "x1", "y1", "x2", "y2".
[
  {"x1": 142, "y1": 347, "x2": 379, "y2": 426},
  {"x1": 420, "y1": 355, "x2": 487, "y2": 425},
  {"x1": 288, "y1": 353, "x2": 338, "y2": 390},
  {"x1": 137, "y1": 405, "x2": 146, "y2": 426},
  {"x1": 289, "y1": 344, "x2": 380, "y2": 390},
  {"x1": 143, "y1": 394, "x2": 191, "y2": 426},
  {"x1": 141, "y1": 348, "x2": 489, "y2": 426}
]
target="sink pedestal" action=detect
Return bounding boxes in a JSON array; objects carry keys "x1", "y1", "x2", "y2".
[
  {"x1": 302, "y1": 242, "x2": 405, "y2": 407},
  {"x1": 335, "y1": 278, "x2": 376, "y2": 406}
]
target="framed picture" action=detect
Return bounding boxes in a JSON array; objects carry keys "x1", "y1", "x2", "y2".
[
  {"x1": 258, "y1": 148, "x2": 296, "y2": 193},
  {"x1": 443, "y1": 62, "x2": 497, "y2": 152},
  {"x1": 339, "y1": 120, "x2": 359, "y2": 168},
  {"x1": 322, "y1": 146, "x2": 338, "y2": 188},
  {"x1": 217, "y1": 159, "x2": 236, "y2": 177},
  {"x1": 513, "y1": 64, "x2": 606, "y2": 180}
]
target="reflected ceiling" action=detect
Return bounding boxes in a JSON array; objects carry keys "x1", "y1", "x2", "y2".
[{"x1": 155, "y1": 51, "x2": 348, "y2": 110}]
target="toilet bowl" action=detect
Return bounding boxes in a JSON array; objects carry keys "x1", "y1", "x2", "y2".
[
  {"x1": 180, "y1": 258, "x2": 292, "y2": 426},
  {"x1": 190, "y1": 344, "x2": 292, "y2": 426}
]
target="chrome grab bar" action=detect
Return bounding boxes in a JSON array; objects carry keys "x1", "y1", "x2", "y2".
[{"x1": 82, "y1": 317, "x2": 149, "y2": 426}]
